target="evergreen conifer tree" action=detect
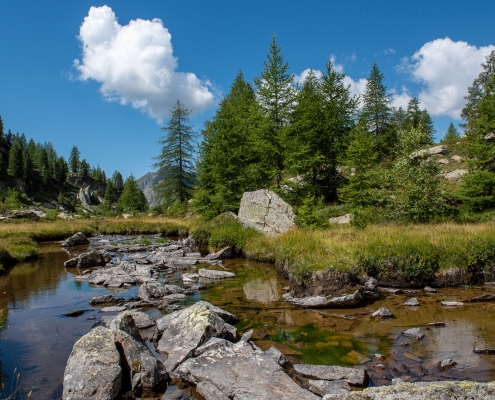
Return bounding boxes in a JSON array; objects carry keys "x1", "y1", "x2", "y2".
[
  {"x1": 104, "y1": 178, "x2": 115, "y2": 208},
  {"x1": 338, "y1": 129, "x2": 379, "y2": 208},
  {"x1": 79, "y1": 159, "x2": 90, "y2": 178},
  {"x1": 253, "y1": 35, "x2": 296, "y2": 185},
  {"x1": 112, "y1": 171, "x2": 124, "y2": 194},
  {"x1": 7, "y1": 136, "x2": 23, "y2": 178},
  {"x1": 22, "y1": 149, "x2": 34, "y2": 181},
  {"x1": 195, "y1": 71, "x2": 260, "y2": 217},
  {"x1": 359, "y1": 63, "x2": 393, "y2": 158},
  {"x1": 443, "y1": 122, "x2": 461, "y2": 141},
  {"x1": 0, "y1": 153, "x2": 7, "y2": 179},
  {"x1": 39, "y1": 148, "x2": 50, "y2": 184},
  {"x1": 0, "y1": 115, "x2": 4, "y2": 142},
  {"x1": 69, "y1": 146, "x2": 80, "y2": 173},
  {"x1": 153, "y1": 100, "x2": 196, "y2": 205},
  {"x1": 117, "y1": 174, "x2": 148, "y2": 211}
]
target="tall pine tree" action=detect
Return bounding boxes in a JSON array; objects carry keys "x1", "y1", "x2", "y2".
[
  {"x1": 69, "y1": 146, "x2": 80, "y2": 173},
  {"x1": 153, "y1": 100, "x2": 196, "y2": 205},
  {"x1": 253, "y1": 35, "x2": 296, "y2": 185}
]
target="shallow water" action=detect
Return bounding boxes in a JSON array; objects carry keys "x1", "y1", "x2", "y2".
[{"x1": 0, "y1": 243, "x2": 494, "y2": 398}]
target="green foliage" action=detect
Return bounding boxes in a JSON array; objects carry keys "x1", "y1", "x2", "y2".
[
  {"x1": 459, "y1": 171, "x2": 495, "y2": 211},
  {"x1": 166, "y1": 201, "x2": 188, "y2": 217},
  {"x1": 117, "y1": 174, "x2": 148, "y2": 212},
  {"x1": 338, "y1": 129, "x2": 379, "y2": 208},
  {"x1": 295, "y1": 195, "x2": 326, "y2": 228},
  {"x1": 154, "y1": 100, "x2": 196, "y2": 206},
  {"x1": 359, "y1": 63, "x2": 394, "y2": 158},
  {"x1": 103, "y1": 178, "x2": 115, "y2": 208},
  {"x1": 69, "y1": 146, "x2": 80, "y2": 173},
  {"x1": 79, "y1": 159, "x2": 90, "y2": 178},
  {"x1": 194, "y1": 71, "x2": 260, "y2": 218},
  {"x1": 253, "y1": 35, "x2": 296, "y2": 185},
  {"x1": 6, "y1": 188, "x2": 23, "y2": 208},
  {"x1": 7, "y1": 136, "x2": 23, "y2": 178},
  {"x1": 112, "y1": 171, "x2": 124, "y2": 193},
  {"x1": 443, "y1": 122, "x2": 461, "y2": 141}
]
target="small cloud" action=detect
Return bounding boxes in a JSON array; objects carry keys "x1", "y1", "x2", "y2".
[
  {"x1": 293, "y1": 68, "x2": 323, "y2": 85},
  {"x1": 390, "y1": 86, "x2": 412, "y2": 109}
]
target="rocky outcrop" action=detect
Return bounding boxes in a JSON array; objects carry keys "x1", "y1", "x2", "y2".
[
  {"x1": 154, "y1": 301, "x2": 237, "y2": 372},
  {"x1": 410, "y1": 145, "x2": 448, "y2": 159},
  {"x1": 62, "y1": 327, "x2": 122, "y2": 400},
  {"x1": 62, "y1": 232, "x2": 90, "y2": 247},
  {"x1": 136, "y1": 172, "x2": 162, "y2": 207},
  {"x1": 8, "y1": 210, "x2": 40, "y2": 221},
  {"x1": 174, "y1": 338, "x2": 320, "y2": 399},
  {"x1": 109, "y1": 312, "x2": 168, "y2": 396},
  {"x1": 64, "y1": 249, "x2": 112, "y2": 268},
  {"x1": 335, "y1": 381, "x2": 495, "y2": 399},
  {"x1": 238, "y1": 189, "x2": 296, "y2": 236}
]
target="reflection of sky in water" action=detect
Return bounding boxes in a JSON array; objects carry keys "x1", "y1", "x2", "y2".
[{"x1": 243, "y1": 278, "x2": 280, "y2": 303}]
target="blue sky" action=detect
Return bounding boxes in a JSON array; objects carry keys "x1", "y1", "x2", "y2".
[{"x1": 0, "y1": 1, "x2": 494, "y2": 179}]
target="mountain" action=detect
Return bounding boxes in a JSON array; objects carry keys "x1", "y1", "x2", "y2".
[{"x1": 136, "y1": 171, "x2": 161, "y2": 207}]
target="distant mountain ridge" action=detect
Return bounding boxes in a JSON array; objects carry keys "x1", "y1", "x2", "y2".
[{"x1": 136, "y1": 172, "x2": 161, "y2": 207}]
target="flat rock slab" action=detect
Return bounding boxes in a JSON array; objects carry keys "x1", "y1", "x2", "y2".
[
  {"x1": 100, "y1": 306, "x2": 127, "y2": 313},
  {"x1": 89, "y1": 294, "x2": 124, "y2": 306},
  {"x1": 335, "y1": 381, "x2": 495, "y2": 399},
  {"x1": 441, "y1": 301, "x2": 464, "y2": 307},
  {"x1": 371, "y1": 308, "x2": 394, "y2": 319},
  {"x1": 63, "y1": 326, "x2": 122, "y2": 399},
  {"x1": 402, "y1": 328, "x2": 425, "y2": 340},
  {"x1": 155, "y1": 301, "x2": 237, "y2": 372},
  {"x1": 198, "y1": 268, "x2": 236, "y2": 280},
  {"x1": 293, "y1": 364, "x2": 368, "y2": 387},
  {"x1": 308, "y1": 379, "x2": 350, "y2": 397},
  {"x1": 175, "y1": 341, "x2": 319, "y2": 399},
  {"x1": 469, "y1": 294, "x2": 495, "y2": 302},
  {"x1": 287, "y1": 290, "x2": 364, "y2": 309}
]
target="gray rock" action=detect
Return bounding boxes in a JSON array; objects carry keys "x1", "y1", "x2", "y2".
[
  {"x1": 336, "y1": 381, "x2": 495, "y2": 399},
  {"x1": 205, "y1": 247, "x2": 235, "y2": 260},
  {"x1": 402, "y1": 328, "x2": 425, "y2": 340},
  {"x1": 101, "y1": 316, "x2": 116, "y2": 328},
  {"x1": 199, "y1": 268, "x2": 236, "y2": 280},
  {"x1": 89, "y1": 294, "x2": 124, "y2": 306},
  {"x1": 439, "y1": 359, "x2": 457, "y2": 371},
  {"x1": 62, "y1": 232, "x2": 90, "y2": 247},
  {"x1": 138, "y1": 281, "x2": 167, "y2": 300},
  {"x1": 426, "y1": 322, "x2": 446, "y2": 327},
  {"x1": 444, "y1": 169, "x2": 468, "y2": 182},
  {"x1": 437, "y1": 158, "x2": 449, "y2": 165},
  {"x1": 451, "y1": 155, "x2": 464, "y2": 162},
  {"x1": 110, "y1": 312, "x2": 168, "y2": 395},
  {"x1": 62, "y1": 327, "x2": 122, "y2": 399},
  {"x1": 293, "y1": 364, "x2": 368, "y2": 387},
  {"x1": 75, "y1": 249, "x2": 112, "y2": 268},
  {"x1": 380, "y1": 287, "x2": 403, "y2": 295},
  {"x1": 371, "y1": 308, "x2": 394, "y2": 319},
  {"x1": 441, "y1": 301, "x2": 464, "y2": 307},
  {"x1": 193, "y1": 337, "x2": 233, "y2": 357},
  {"x1": 424, "y1": 286, "x2": 437, "y2": 293},
  {"x1": 287, "y1": 289, "x2": 364, "y2": 308},
  {"x1": 469, "y1": 294, "x2": 495, "y2": 302},
  {"x1": 238, "y1": 189, "x2": 296, "y2": 236},
  {"x1": 174, "y1": 340, "x2": 319, "y2": 399},
  {"x1": 129, "y1": 310, "x2": 155, "y2": 329},
  {"x1": 64, "y1": 257, "x2": 79, "y2": 268},
  {"x1": 363, "y1": 277, "x2": 379, "y2": 299},
  {"x1": 264, "y1": 346, "x2": 290, "y2": 368},
  {"x1": 485, "y1": 132, "x2": 495, "y2": 140},
  {"x1": 403, "y1": 297, "x2": 419, "y2": 306},
  {"x1": 8, "y1": 210, "x2": 41, "y2": 221},
  {"x1": 474, "y1": 347, "x2": 495, "y2": 354},
  {"x1": 155, "y1": 301, "x2": 238, "y2": 372},
  {"x1": 309, "y1": 379, "x2": 351, "y2": 397},
  {"x1": 410, "y1": 145, "x2": 447, "y2": 159},
  {"x1": 100, "y1": 306, "x2": 126, "y2": 313},
  {"x1": 373, "y1": 354, "x2": 386, "y2": 362},
  {"x1": 329, "y1": 213, "x2": 353, "y2": 224}
]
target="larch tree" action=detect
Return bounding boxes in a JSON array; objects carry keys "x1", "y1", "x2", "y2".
[
  {"x1": 359, "y1": 63, "x2": 393, "y2": 158},
  {"x1": 153, "y1": 100, "x2": 196, "y2": 206},
  {"x1": 117, "y1": 174, "x2": 148, "y2": 212},
  {"x1": 195, "y1": 71, "x2": 259, "y2": 218},
  {"x1": 253, "y1": 35, "x2": 296, "y2": 185},
  {"x1": 69, "y1": 146, "x2": 80, "y2": 174}
]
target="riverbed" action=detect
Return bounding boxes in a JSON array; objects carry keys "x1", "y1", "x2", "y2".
[{"x1": 0, "y1": 241, "x2": 494, "y2": 399}]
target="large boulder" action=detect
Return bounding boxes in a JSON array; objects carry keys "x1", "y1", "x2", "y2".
[
  {"x1": 64, "y1": 249, "x2": 112, "y2": 268},
  {"x1": 62, "y1": 232, "x2": 90, "y2": 247},
  {"x1": 8, "y1": 210, "x2": 40, "y2": 221},
  {"x1": 109, "y1": 312, "x2": 168, "y2": 396},
  {"x1": 444, "y1": 169, "x2": 468, "y2": 182},
  {"x1": 62, "y1": 327, "x2": 122, "y2": 399},
  {"x1": 238, "y1": 189, "x2": 296, "y2": 236},
  {"x1": 174, "y1": 339, "x2": 319, "y2": 399},
  {"x1": 410, "y1": 145, "x2": 448, "y2": 159},
  {"x1": 154, "y1": 301, "x2": 237, "y2": 372}
]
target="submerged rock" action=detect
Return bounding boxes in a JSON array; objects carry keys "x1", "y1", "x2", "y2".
[
  {"x1": 402, "y1": 328, "x2": 425, "y2": 340},
  {"x1": 441, "y1": 301, "x2": 464, "y2": 307},
  {"x1": 293, "y1": 364, "x2": 368, "y2": 387},
  {"x1": 198, "y1": 268, "x2": 236, "y2": 280},
  {"x1": 154, "y1": 301, "x2": 238, "y2": 372},
  {"x1": 286, "y1": 290, "x2": 364, "y2": 309},
  {"x1": 439, "y1": 359, "x2": 457, "y2": 371},
  {"x1": 63, "y1": 327, "x2": 122, "y2": 399},
  {"x1": 238, "y1": 189, "x2": 296, "y2": 236},
  {"x1": 89, "y1": 294, "x2": 124, "y2": 306},
  {"x1": 175, "y1": 340, "x2": 319, "y2": 399},
  {"x1": 371, "y1": 308, "x2": 394, "y2": 319},
  {"x1": 62, "y1": 232, "x2": 90, "y2": 247}
]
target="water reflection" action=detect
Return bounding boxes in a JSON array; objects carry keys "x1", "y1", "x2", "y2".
[{"x1": 243, "y1": 278, "x2": 279, "y2": 303}]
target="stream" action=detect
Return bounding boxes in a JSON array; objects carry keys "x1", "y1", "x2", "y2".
[{"x1": 0, "y1": 240, "x2": 494, "y2": 399}]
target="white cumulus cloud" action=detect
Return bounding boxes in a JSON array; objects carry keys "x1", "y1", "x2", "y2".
[
  {"x1": 404, "y1": 38, "x2": 495, "y2": 119},
  {"x1": 74, "y1": 6, "x2": 215, "y2": 121},
  {"x1": 293, "y1": 68, "x2": 323, "y2": 85}
]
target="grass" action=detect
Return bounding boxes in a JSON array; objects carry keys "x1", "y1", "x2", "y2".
[
  {"x1": 0, "y1": 216, "x2": 195, "y2": 269},
  {"x1": 244, "y1": 221, "x2": 495, "y2": 288}
]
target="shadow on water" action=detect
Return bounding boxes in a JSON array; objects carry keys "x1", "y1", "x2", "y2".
[{"x1": 0, "y1": 245, "x2": 494, "y2": 397}]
